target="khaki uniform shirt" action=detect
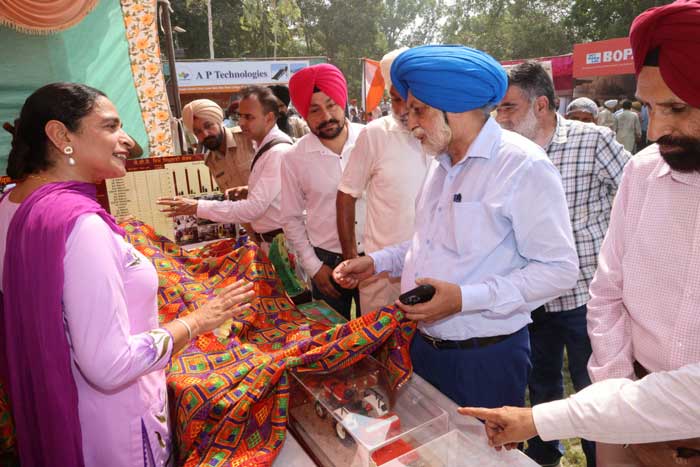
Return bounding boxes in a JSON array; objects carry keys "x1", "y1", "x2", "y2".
[
  {"x1": 204, "y1": 126, "x2": 254, "y2": 191},
  {"x1": 289, "y1": 116, "x2": 310, "y2": 139}
]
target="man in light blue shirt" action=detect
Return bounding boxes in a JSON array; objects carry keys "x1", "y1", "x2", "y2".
[{"x1": 333, "y1": 45, "x2": 578, "y2": 409}]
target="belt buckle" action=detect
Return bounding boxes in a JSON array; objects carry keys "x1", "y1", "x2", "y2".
[{"x1": 422, "y1": 333, "x2": 442, "y2": 350}]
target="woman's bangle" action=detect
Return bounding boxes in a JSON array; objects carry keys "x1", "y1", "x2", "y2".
[{"x1": 175, "y1": 318, "x2": 193, "y2": 340}]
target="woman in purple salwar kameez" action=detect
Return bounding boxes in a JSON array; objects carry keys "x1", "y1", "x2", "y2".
[{"x1": 0, "y1": 83, "x2": 254, "y2": 467}]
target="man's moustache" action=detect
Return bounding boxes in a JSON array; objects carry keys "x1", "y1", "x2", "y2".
[
  {"x1": 319, "y1": 119, "x2": 340, "y2": 129},
  {"x1": 657, "y1": 135, "x2": 699, "y2": 149},
  {"x1": 411, "y1": 127, "x2": 426, "y2": 138}
]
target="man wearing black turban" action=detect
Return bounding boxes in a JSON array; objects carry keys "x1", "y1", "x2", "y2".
[{"x1": 268, "y1": 84, "x2": 309, "y2": 139}]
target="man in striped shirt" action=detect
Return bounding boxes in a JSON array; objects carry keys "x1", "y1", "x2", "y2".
[{"x1": 497, "y1": 61, "x2": 630, "y2": 467}]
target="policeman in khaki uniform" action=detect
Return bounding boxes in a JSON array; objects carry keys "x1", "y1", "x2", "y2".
[{"x1": 182, "y1": 99, "x2": 254, "y2": 198}]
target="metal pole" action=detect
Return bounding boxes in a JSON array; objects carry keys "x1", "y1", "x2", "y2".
[
  {"x1": 158, "y1": 0, "x2": 182, "y2": 119},
  {"x1": 361, "y1": 58, "x2": 366, "y2": 116},
  {"x1": 272, "y1": 0, "x2": 277, "y2": 59},
  {"x1": 207, "y1": 0, "x2": 214, "y2": 59}
]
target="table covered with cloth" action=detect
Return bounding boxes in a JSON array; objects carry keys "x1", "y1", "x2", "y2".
[{"x1": 124, "y1": 221, "x2": 415, "y2": 466}]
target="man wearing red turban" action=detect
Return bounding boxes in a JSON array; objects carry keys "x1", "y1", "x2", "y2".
[
  {"x1": 587, "y1": 2, "x2": 700, "y2": 463},
  {"x1": 455, "y1": 2, "x2": 700, "y2": 466},
  {"x1": 280, "y1": 64, "x2": 367, "y2": 319}
]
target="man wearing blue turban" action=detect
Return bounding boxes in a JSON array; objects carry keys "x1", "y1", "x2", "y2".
[{"x1": 334, "y1": 45, "x2": 578, "y2": 410}]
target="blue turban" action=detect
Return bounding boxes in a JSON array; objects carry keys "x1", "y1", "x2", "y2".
[{"x1": 390, "y1": 45, "x2": 507, "y2": 112}]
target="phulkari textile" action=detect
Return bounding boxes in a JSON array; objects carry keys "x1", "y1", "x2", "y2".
[
  {"x1": 0, "y1": 380, "x2": 13, "y2": 455},
  {"x1": 122, "y1": 221, "x2": 416, "y2": 467}
]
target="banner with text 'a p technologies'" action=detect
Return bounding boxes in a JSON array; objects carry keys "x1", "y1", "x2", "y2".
[{"x1": 175, "y1": 60, "x2": 311, "y2": 92}]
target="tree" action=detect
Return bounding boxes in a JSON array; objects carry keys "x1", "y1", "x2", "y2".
[
  {"x1": 565, "y1": 0, "x2": 671, "y2": 42},
  {"x1": 166, "y1": 0, "x2": 678, "y2": 106},
  {"x1": 239, "y1": 0, "x2": 304, "y2": 57},
  {"x1": 441, "y1": 0, "x2": 575, "y2": 61},
  {"x1": 377, "y1": 0, "x2": 445, "y2": 49},
  {"x1": 296, "y1": 0, "x2": 385, "y2": 99}
]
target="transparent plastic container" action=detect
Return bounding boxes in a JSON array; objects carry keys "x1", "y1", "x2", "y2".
[
  {"x1": 289, "y1": 357, "x2": 449, "y2": 466},
  {"x1": 383, "y1": 429, "x2": 537, "y2": 467}
]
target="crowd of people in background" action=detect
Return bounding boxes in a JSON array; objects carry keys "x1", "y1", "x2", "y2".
[
  {"x1": 145, "y1": 4, "x2": 700, "y2": 462},
  {"x1": 565, "y1": 96, "x2": 647, "y2": 154},
  {"x1": 2, "y1": 1, "x2": 699, "y2": 467}
]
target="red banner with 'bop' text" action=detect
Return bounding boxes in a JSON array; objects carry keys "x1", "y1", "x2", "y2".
[{"x1": 573, "y1": 37, "x2": 634, "y2": 78}]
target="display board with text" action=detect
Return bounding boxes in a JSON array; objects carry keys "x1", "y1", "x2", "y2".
[{"x1": 97, "y1": 154, "x2": 235, "y2": 245}]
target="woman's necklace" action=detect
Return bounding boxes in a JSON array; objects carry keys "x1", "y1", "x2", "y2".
[{"x1": 26, "y1": 174, "x2": 58, "y2": 183}]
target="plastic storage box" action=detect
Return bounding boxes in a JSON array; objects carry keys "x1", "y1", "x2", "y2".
[{"x1": 289, "y1": 357, "x2": 449, "y2": 466}]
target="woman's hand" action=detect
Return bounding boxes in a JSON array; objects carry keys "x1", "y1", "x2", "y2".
[{"x1": 191, "y1": 280, "x2": 255, "y2": 335}]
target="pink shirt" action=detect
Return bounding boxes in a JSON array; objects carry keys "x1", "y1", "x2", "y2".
[
  {"x1": 587, "y1": 144, "x2": 700, "y2": 382},
  {"x1": 0, "y1": 195, "x2": 173, "y2": 466}
]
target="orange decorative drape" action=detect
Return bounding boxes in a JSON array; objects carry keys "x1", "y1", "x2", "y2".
[
  {"x1": 0, "y1": 0, "x2": 98, "y2": 34},
  {"x1": 121, "y1": 0, "x2": 174, "y2": 157}
]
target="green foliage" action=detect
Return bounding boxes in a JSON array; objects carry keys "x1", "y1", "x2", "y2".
[
  {"x1": 441, "y1": 0, "x2": 674, "y2": 61},
  {"x1": 565, "y1": 0, "x2": 671, "y2": 42},
  {"x1": 377, "y1": 0, "x2": 445, "y2": 49},
  {"x1": 442, "y1": 0, "x2": 576, "y2": 60},
  {"x1": 296, "y1": 0, "x2": 385, "y2": 99},
  {"x1": 165, "y1": 0, "x2": 675, "y2": 102},
  {"x1": 239, "y1": 0, "x2": 304, "y2": 57}
]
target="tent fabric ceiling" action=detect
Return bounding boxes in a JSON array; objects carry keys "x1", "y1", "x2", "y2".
[
  {"x1": 0, "y1": 0, "x2": 98, "y2": 34},
  {"x1": 0, "y1": 0, "x2": 175, "y2": 176}
]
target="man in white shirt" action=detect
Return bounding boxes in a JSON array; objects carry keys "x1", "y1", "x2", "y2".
[
  {"x1": 281, "y1": 64, "x2": 367, "y2": 319},
  {"x1": 333, "y1": 45, "x2": 578, "y2": 409},
  {"x1": 614, "y1": 99, "x2": 642, "y2": 152},
  {"x1": 458, "y1": 362, "x2": 700, "y2": 451},
  {"x1": 597, "y1": 100, "x2": 617, "y2": 131},
  {"x1": 336, "y1": 47, "x2": 429, "y2": 314},
  {"x1": 157, "y1": 86, "x2": 292, "y2": 251}
]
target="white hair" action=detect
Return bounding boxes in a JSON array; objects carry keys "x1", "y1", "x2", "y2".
[{"x1": 380, "y1": 47, "x2": 409, "y2": 91}]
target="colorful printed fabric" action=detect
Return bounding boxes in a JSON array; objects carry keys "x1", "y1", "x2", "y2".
[
  {"x1": 268, "y1": 233, "x2": 306, "y2": 298},
  {"x1": 122, "y1": 221, "x2": 415, "y2": 466},
  {"x1": 0, "y1": 380, "x2": 14, "y2": 455}
]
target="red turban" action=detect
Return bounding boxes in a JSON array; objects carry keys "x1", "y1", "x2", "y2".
[
  {"x1": 630, "y1": 0, "x2": 700, "y2": 107},
  {"x1": 289, "y1": 64, "x2": 347, "y2": 119}
]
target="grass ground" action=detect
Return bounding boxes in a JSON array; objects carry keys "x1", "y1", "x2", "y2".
[{"x1": 545, "y1": 351, "x2": 586, "y2": 466}]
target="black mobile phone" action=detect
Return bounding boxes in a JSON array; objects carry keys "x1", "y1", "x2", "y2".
[{"x1": 399, "y1": 284, "x2": 436, "y2": 305}]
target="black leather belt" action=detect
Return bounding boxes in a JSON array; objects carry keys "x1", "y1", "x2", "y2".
[
  {"x1": 313, "y1": 247, "x2": 364, "y2": 269},
  {"x1": 419, "y1": 331, "x2": 511, "y2": 350},
  {"x1": 633, "y1": 360, "x2": 649, "y2": 379},
  {"x1": 256, "y1": 228, "x2": 284, "y2": 243}
]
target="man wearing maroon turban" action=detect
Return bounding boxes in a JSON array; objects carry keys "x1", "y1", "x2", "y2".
[
  {"x1": 587, "y1": 2, "x2": 700, "y2": 463},
  {"x1": 457, "y1": 2, "x2": 700, "y2": 466},
  {"x1": 280, "y1": 64, "x2": 367, "y2": 319}
]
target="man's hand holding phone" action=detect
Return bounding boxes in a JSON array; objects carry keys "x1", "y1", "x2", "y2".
[{"x1": 396, "y1": 278, "x2": 462, "y2": 323}]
